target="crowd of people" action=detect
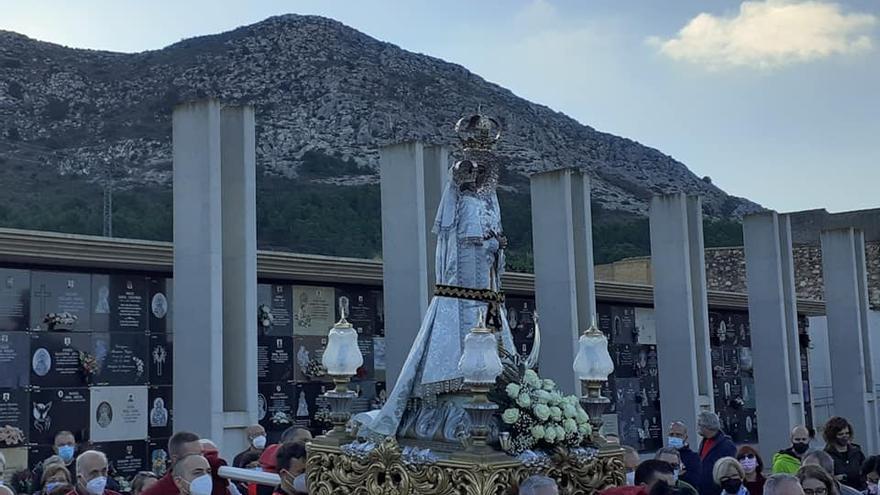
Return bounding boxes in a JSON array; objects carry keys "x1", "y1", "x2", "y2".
[
  {"x1": 0, "y1": 412, "x2": 876, "y2": 495},
  {"x1": 0, "y1": 426, "x2": 311, "y2": 495},
  {"x1": 604, "y1": 412, "x2": 878, "y2": 495}
]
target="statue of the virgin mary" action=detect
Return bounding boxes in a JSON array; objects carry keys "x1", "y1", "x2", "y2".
[{"x1": 358, "y1": 111, "x2": 538, "y2": 443}]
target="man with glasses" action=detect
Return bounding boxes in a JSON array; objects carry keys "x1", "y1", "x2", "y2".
[{"x1": 655, "y1": 448, "x2": 698, "y2": 495}]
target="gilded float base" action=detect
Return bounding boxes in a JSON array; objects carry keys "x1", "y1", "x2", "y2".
[{"x1": 306, "y1": 436, "x2": 625, "y2": 495}]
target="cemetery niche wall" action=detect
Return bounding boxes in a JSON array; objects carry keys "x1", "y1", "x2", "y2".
[{"x1": 0, "y1": 267, "x2": 170, "y2": 487}]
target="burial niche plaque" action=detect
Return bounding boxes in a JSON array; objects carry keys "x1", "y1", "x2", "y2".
[
  {"x1": 149, "y1": 333, "x2": 173, "y2": 386},
  {"x1": 0, "y1": 269, "x2": 30, "y2": 332},
  {"x1": 0, "y1": 332, "x2": 30, "y2": 388},
  {"x1": 30, "y1": 333, "x2": 90, "y2": 388},
  {"x1": 94, "y1": 441, "x2": 148, "y2": 478},
  {"x1": 90, "y1": 386, "x2": 148, "y2": 442},
  {"x1": 30, "y1": 272, "x2": 91, "y2": 332},
  {"x1": 29, "y1": 388, "x2": 89, "y2": 445},
  {"x1": 93, "y1": 275, "x2": 148, "y2": 332},
  {"x1": 91, "y1": 333, "x2": 148, "y2": 386},
  {"x1": 148, "y1": 278, "x2": 171, "y2": 333},
  {"x1": 0, "y1": 388, "x2": 28, "y2": 447},
  {"x1": 147, "y1": 386, "x2": 172, "y2": 439},
  {"x1": 257, "y1": 336, "x2": 293, "y2": 382},
  {"x1": 292, "y1": 286, "x2": 335, "y2": 336},
  {"x1": 258, "y1": 382, "x2": 294, "y2": 432},
  {"x1": 257, "y1": 284, "x2": 293, "y2": 337}
]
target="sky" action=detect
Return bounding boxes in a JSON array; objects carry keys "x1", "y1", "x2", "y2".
[{"x1": 2, "y1": 0, "x2": 878, "y2": 213}]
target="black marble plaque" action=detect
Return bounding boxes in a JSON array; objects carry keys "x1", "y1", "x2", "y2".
[
  {"x1": 642, "y1": 409, "x2": 663, "y2": 451},
  {"x1": 335, "y1": 286, "x2": 376, "y2": 336},
  {"x1": 506, "y1": 297, "x2": 537, "y2": 359},
  {"x1": 0, "y1": 332, "x2": 30, "y2": 388},
  {"x1": 0, "y1": 388, "x2": 29, "y2": 447},
  {"x1": 148, "y1": 278, "x2": 170, "y2": 333},
  {"x1": 258, "y1": 382, "x2": 295, "y2": 432},
  {"x1": 148, "y1": 439, "x2": 171, "y2": 477},
  {"x1": 612, "y1": 344, "x2": 636, "y2": 378},
  {"x1": 29, "y1": 444, "x2": 57, "y2": 469},
  {"x1": 292, "y1": 336, "x2": 334, "y2": 384},
  {"x1": 93, "y1": 440, "x2": 148, "y2": 478},
  {"x1": 0, "y1": 269, "x2": 30, "y2": 332},
  {"x1": 91, "y1": 333, "x2": 149, "y2": 386},
  {"x1": 257, "y1": 336, "x2": 293, "y2": 382},
  {"x1": 352, "y1": 333, "x2": 374, "y2": 382},
  {"x1": 29, "y1": 388, "x2": 89, "y2": 445},
  {"x1": 93, "y1": 275, "x2": 148, "y2": 332},
  {"x1": 257, "y1": 284, "x2": 294, "y2": 337},
  {"x1": 30, "y1": 272, "x2": 91, "y2": 332},
  {"x1": 30, "y1": 333, "x2": 90, "y2": 388},
  {"x1": 293, "y1": 383, "x2": 332, "y2": 436},
  {"x1": 149, "y1": 333, "x2": 172, "y2": 386},
  {"x1": 147, "y1": 386, "x2": 173, "y2": 439}
]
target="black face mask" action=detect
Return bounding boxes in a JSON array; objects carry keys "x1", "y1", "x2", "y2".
[
  {"x1": 793, "y1": 442, "x2": 809, "y2": 454},
  {"x1": 721, "y1": 479, "x2": 743, "y2": 494}
]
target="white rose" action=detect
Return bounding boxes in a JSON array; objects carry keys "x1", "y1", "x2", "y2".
[
  {"x1": 549, "y1": 406, "x2": 562, "y2": 420},
  {"x1": 517, "y1": 393, "x2": 532, "y2": 408},
  {"x1": 506, "y1": 383, "x2": 522, "y2": 398},
  {"x1": 531, "y1": 425, "x2": 546, "y2": 440},
  {"x1": 502, "y1": 408, "x2": 521, "y2": 425}
]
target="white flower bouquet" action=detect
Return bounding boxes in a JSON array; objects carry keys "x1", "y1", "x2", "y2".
[
  {"x1": 494, "y1": 368, "x2": 591, "y2": 455},
  {"x1": 258, "y1": 304, "x2": 275, "y2": 328}
]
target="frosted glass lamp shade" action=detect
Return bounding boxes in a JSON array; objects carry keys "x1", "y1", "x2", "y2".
[
  {"x1": 322, "y1": 322, "x2": 363, "y2": 376},
  {"x1": 458, "y1": 329, "x2": 503, "y2": 385},
  {"x1": 573, "y1": 326, "x2": 614, "y2": 381}
]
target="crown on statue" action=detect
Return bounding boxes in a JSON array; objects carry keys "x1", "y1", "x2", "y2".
[{"x1": 455, "y1": 109, "x2": 501, "y2": 151}]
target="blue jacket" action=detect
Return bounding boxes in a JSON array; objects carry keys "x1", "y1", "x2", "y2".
[
  {"x1": 678, "y1": 445, "x2": 703, "y2": 491},
  {"x1": 697, "y1": 432, "x2": 737, "y2": 495}
]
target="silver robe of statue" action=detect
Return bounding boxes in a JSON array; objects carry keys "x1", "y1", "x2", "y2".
[{"x1": 361, "y1": 152, "x2": 516, "y2": 441}]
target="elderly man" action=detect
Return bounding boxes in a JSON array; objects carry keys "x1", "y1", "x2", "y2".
[
  {"x1": 233, "y1": 425, "x2": 267, "y2": 469},
  {"x1": 772, "y1": 426, "x2": 811, "y2": 474},
  {"x1": 764, "y1": 474, "x2": 805, "y2": 495},
  {"x1": 802, "y1": 450, "x2": 861, "y2": 495},
  {"x1": 171, "y1": 455, "x2": 212, "y2": 495},
  {"x1": 622, "y1": 446, "x2": 640, "y2": 485},
  {"x1": 668, "y1": 421, "x2": 703, "y2": 490},
  {"x1": 696, "y1": 411, "x2": 736, "y2": 495},
  {"x1": 519, "y1": 475, "x2": 559, "y2": 495},
  {"x1": 67, "y1": 451, "x2": 119, "y2": 495},
  {"x1": 655, "y1": 447, "x2": 699, "y2": 495}
]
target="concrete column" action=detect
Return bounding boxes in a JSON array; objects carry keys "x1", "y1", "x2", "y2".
[
  {"x1": 219, "y1": 105, "x2": 258, "y2": 454},
  {"x1": 821, "y1": 228, "x2": 878, "y2": 452},
  {"x1": 422, "y1": 146, "x2": 449, "y2": 290},
  {"x1": 380, "y1": 142, "x2": 441, "y2": 387},
  {"x1": 650, "y1": 193, "x2": 714, "y2": 438},
  {"x1": 744, "y1": 212, "x2": 805, "y2": 453},
  {"x1": 530, "y1": 169, "x2": 596, "y2": 395},
  {"x1": 172, "y1": 100, "x2": 224, "y2": 442}
]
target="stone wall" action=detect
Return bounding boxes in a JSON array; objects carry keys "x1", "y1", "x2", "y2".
[
  {"x1": 596, "y1": 242, "x2": 880, "y2": 310},
  {"x1": 703, "y1": 242, "x2": 880, "y2": 309}
]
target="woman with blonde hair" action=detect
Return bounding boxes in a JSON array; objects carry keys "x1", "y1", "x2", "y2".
[
  {"x1": 40, "y1": 463, "x2": 71, "y2": 495},
  {"x1": 714, "y1": 456, "x2": 750, "y2": 495},
  {"x1": 798, "y1": 464, "x2": 840, "y2": 495}
]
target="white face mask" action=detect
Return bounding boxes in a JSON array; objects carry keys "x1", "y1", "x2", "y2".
[
  {"x1": 187, "y1": 474, "x2": 213, "y2": 495},
  {"x1": 626, "y1": 471, "x2": 636, "y2": 486},
  {"x1": 85, "y1": 476, "x2": 107, "y2": 495},
  {"x1": 251, "y1": 435, "x2": 267, "y2": 450}
]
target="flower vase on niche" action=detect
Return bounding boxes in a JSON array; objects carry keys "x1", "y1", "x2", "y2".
[{"x1": 80, "y1": 351, "x2": 98, "y2": 385}]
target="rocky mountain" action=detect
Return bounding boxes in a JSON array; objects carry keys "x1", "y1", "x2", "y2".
[{"x1": 0, "y1": 14, "x2": 760, "y2": 220}]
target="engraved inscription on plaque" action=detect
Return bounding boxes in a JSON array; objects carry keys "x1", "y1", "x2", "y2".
[{"x1": 0, "y1": 269, "x2": 30, "y2": 332}]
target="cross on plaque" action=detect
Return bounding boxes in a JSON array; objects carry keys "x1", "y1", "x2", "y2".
[{"x1": 33, "y1": 283, "x2": 53, "y2": 318}]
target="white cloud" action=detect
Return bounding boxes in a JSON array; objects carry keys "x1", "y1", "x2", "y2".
[{"x1": 650, "y1": 0, "x2": 876, "y2": 70}]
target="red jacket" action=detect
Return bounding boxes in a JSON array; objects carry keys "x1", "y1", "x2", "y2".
[
  {"x1": 600, "y1": 486, "x2": 648, "y2": 495},
  {"x1": 141, "y1": 451, "x2": 229, "y2": 495}
]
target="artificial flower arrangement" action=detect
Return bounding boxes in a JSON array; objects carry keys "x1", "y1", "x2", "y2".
[
  {"x1": 43, "y1": 312, "x2": 78, "y2": 330},
  {"x1": 492, "y1": 352, "x2": 592, "y2": 455},
  {"x1": 258, "y1": 304, "x2": 274, "y2": 329},
  {"x1": 79, "y1": 351, "x2": 100, "y2": 384},
  {"x1": 304, "y1": 359, "x2": 327, "y2": 379}
]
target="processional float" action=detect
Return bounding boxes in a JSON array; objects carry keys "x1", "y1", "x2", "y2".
[{"x1": 305, "y1": 112, "x2": 625, "y2": 494}]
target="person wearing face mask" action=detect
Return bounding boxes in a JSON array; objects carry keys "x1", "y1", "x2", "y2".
[
  {"x1": 233, "y1": 426, "x2": 267, "y2": 469},
  {"x1": 713, "y1": 457, "x2": 749, "y2": 495},
  {"x1": 773, "y1": 426, "x2": 812, "y2": 475},
  {"x1": 273, "y1": 442, "x2": 307, "y2": 495},
  {"x1": 823, "y1": 417, "x2": 866, "y2": 491},
  {"x1": 859, "y1": 456, "x2": 880, "y2": 495},
  {"x1": 65, "y1": 450, "x2": 119, "y2": 495},
  {"x1": 32, "y1": 432, "x2": 78, "y2": 492},
  {"x1": 668, "y1": 421, "x2": 703, "y2": 490},
  {"x1": 622, "y1": 446, "x2": 641, "y2": 486},
  {"x1": 171, "y1": 455, "x2": 212, "y2": 495},
  {"x1": 141, "y1": 431, "x2": 229, "y2": 495},
  {"x1": 737, "y1": 447, "x2": 766, "y2": 495},
  {"x1": 41, "y1": 463, "x2": 72, "y2": 495},
  {"x1": 655, "y1": 447, "x2": 699, "y2": 495}
]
